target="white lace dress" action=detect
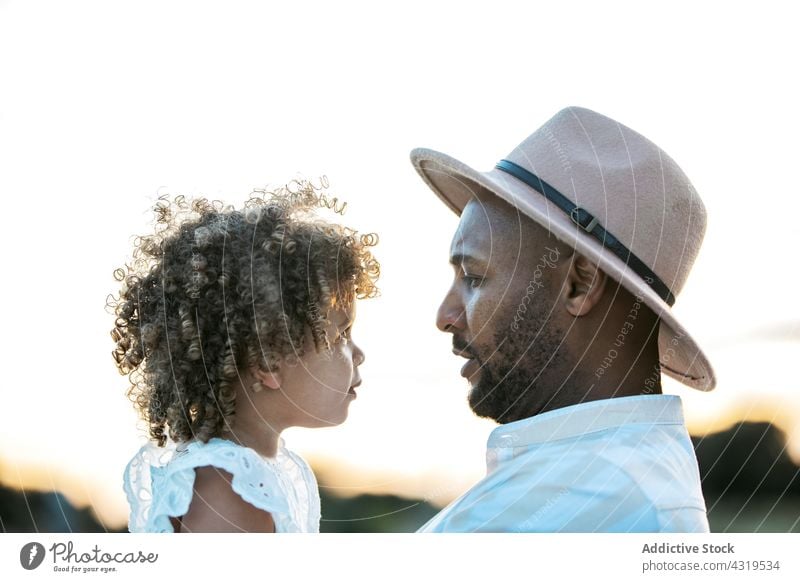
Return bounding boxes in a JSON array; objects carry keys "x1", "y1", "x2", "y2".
[{"x1": 123, "y1": 437, "x2": 321, "y2": 532}]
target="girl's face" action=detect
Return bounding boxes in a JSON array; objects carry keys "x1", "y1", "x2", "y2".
[{"x1": 278, "y1": 301, "x2": 365, "y2": 428}]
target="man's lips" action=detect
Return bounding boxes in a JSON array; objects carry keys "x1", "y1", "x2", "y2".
[
  {"x1": 452, "y1": 348, "x2": 480, "y2": 379},
  {"x1": 460, "y1": 358, "x2": 480, "y2": 379},
  {"x1": 452, "y1": 347, "x2": 472, "y2": 359}
]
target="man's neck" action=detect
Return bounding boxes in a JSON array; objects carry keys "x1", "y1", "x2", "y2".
[{"x1": 531, "y1": 357, "x2": 663, "y2": 419}]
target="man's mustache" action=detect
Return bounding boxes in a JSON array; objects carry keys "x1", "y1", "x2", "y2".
[{"x1": 452, "y1": 337, "x2": 479, "y2": 360}]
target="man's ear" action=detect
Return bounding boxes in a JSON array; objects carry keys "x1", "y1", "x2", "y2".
[
  {"x1": 563, "y1": 254, "x2": 607, "y2": 317},
  {"x1": 252, "y1": 367, "x2": 282, "y2": 390}
]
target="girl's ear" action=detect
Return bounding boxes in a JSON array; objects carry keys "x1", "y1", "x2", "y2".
[
  {"x1": 563, "y1": 254, "x2": 607, "y2": 317},
  {"x1": 252, "y1": 367, "x2": 282, "y2": 390}
]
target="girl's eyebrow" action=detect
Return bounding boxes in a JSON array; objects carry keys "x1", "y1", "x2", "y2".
[{"x1": 337, "y1": 311, "x2": 354, "y2": 329}]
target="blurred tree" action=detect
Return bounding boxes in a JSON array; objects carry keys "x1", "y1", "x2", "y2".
[
  {"x1": 692, "y1": 422, "x2": 800, "y2": 532},
  {"x1": 319, "y1": 489, "x2": 439, "y2": 533},
  {"x1": 0, "y1": 483, "x2": 122, "y2": 533}
]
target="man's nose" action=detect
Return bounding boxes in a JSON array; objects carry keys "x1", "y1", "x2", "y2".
[{"x1": 436, "y1": 290, "x2": 465, "y2": 333}]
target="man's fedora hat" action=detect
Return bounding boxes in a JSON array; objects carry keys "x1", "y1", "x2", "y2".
[{"x1": 411, "y1": 106, "x2": 715, "y2": 391}]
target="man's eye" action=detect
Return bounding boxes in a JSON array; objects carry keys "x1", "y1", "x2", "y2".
[{"x1": 462, "y1": 274, "x2": 483, "y2": 289}]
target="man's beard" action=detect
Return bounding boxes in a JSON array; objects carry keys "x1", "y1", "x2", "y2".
[{"x1": 467, "y1": 312, "x2": 565, "y2": 424}]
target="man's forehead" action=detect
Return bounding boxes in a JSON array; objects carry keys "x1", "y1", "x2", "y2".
[
  {"x1": 449, "y1": 195, "x2": 557, "y2": 262},
  {"x1": 450, "y1": 204, "x2": 492, "y2": 257},
  {"x1": 450, "y1": 196, "x2": 520, "y2": 255}
]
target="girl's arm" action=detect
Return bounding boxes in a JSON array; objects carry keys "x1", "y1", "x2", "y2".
[{"x1": 177, "y1": 465, "x2": 276, "y2": 533}]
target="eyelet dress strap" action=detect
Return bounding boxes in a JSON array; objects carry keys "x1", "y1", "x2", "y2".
[{"x1": 123, "y1": 438, "x2": 294, "y2": 533}]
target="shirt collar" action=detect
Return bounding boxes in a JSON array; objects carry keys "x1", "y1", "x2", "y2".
[{"x1": 487, "y1": 394, "x2": 685, "y2": 449}]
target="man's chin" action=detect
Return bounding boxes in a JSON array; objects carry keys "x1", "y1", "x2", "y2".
[
  {"x1": 467, "y1": 377, "x2": 534, "y2": 424},
  {"x1": 467, "y1": 381, "x2": 502, "y2": 422}
]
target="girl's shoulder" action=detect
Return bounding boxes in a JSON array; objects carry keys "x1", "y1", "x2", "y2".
[{"x1": 123, "y1": 437, "x2": 294, "y2": 533}]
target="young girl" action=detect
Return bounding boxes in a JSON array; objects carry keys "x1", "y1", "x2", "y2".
[{"x1": 111, "y1": 179, "x2": 379, "y2": 532}]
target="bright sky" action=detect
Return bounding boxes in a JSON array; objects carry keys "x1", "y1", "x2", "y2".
[{"x1": 0, "y1": 0, "x2": 798, "y2": 528}]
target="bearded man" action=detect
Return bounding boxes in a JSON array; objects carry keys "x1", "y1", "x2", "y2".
[{"x1": 411, "y1": 106, "x2": 713, "y2": 532}]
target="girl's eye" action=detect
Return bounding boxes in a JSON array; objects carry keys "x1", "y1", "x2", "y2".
[{"x1": 338, "y1": 328, "x2": 352, "y2": 343}]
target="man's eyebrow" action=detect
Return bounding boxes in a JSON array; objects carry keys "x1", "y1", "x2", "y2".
[{"x1": 449, "y1": 253, "x2": 484, "y2": 268}]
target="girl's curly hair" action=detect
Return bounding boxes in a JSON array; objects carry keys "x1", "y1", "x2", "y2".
[{"x1": 109, "y1": 178, "x2": 380, "y2": 447}]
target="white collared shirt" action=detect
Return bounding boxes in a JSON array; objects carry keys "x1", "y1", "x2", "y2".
[{"x1": 418, "y1": 394, "x2": 709, "y2": 533}]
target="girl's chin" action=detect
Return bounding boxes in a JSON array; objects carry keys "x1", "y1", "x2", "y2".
[{"x1": 299, "y1": 408, "x2": 351, "y2": 429}]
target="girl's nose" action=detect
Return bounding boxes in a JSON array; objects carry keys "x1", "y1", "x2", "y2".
[{"x1": 353, "y1": 342, "x2": 365, "y2": 367}]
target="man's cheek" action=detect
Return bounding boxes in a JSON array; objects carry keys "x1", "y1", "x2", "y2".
[{"x1": 470, "y1": 306, "x2": 508, "y2": 345}]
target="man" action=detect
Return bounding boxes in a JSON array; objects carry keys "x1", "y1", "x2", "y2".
[{"x1": 410, "y1": 106, "x2": 714, "y2": 532}]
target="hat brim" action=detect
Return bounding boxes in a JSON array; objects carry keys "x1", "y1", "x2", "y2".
[{"x1": 411, "y1": 147, "x2": 716, "y2": 391}]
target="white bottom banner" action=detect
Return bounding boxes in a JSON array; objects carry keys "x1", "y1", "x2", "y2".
[{"x1": 1, "y1": 533, "x2": 797, "y2": 581}]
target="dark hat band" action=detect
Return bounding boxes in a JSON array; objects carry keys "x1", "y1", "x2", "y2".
[{"x1": 495, "y1": 159, "x2": 676, "y2": 306}]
